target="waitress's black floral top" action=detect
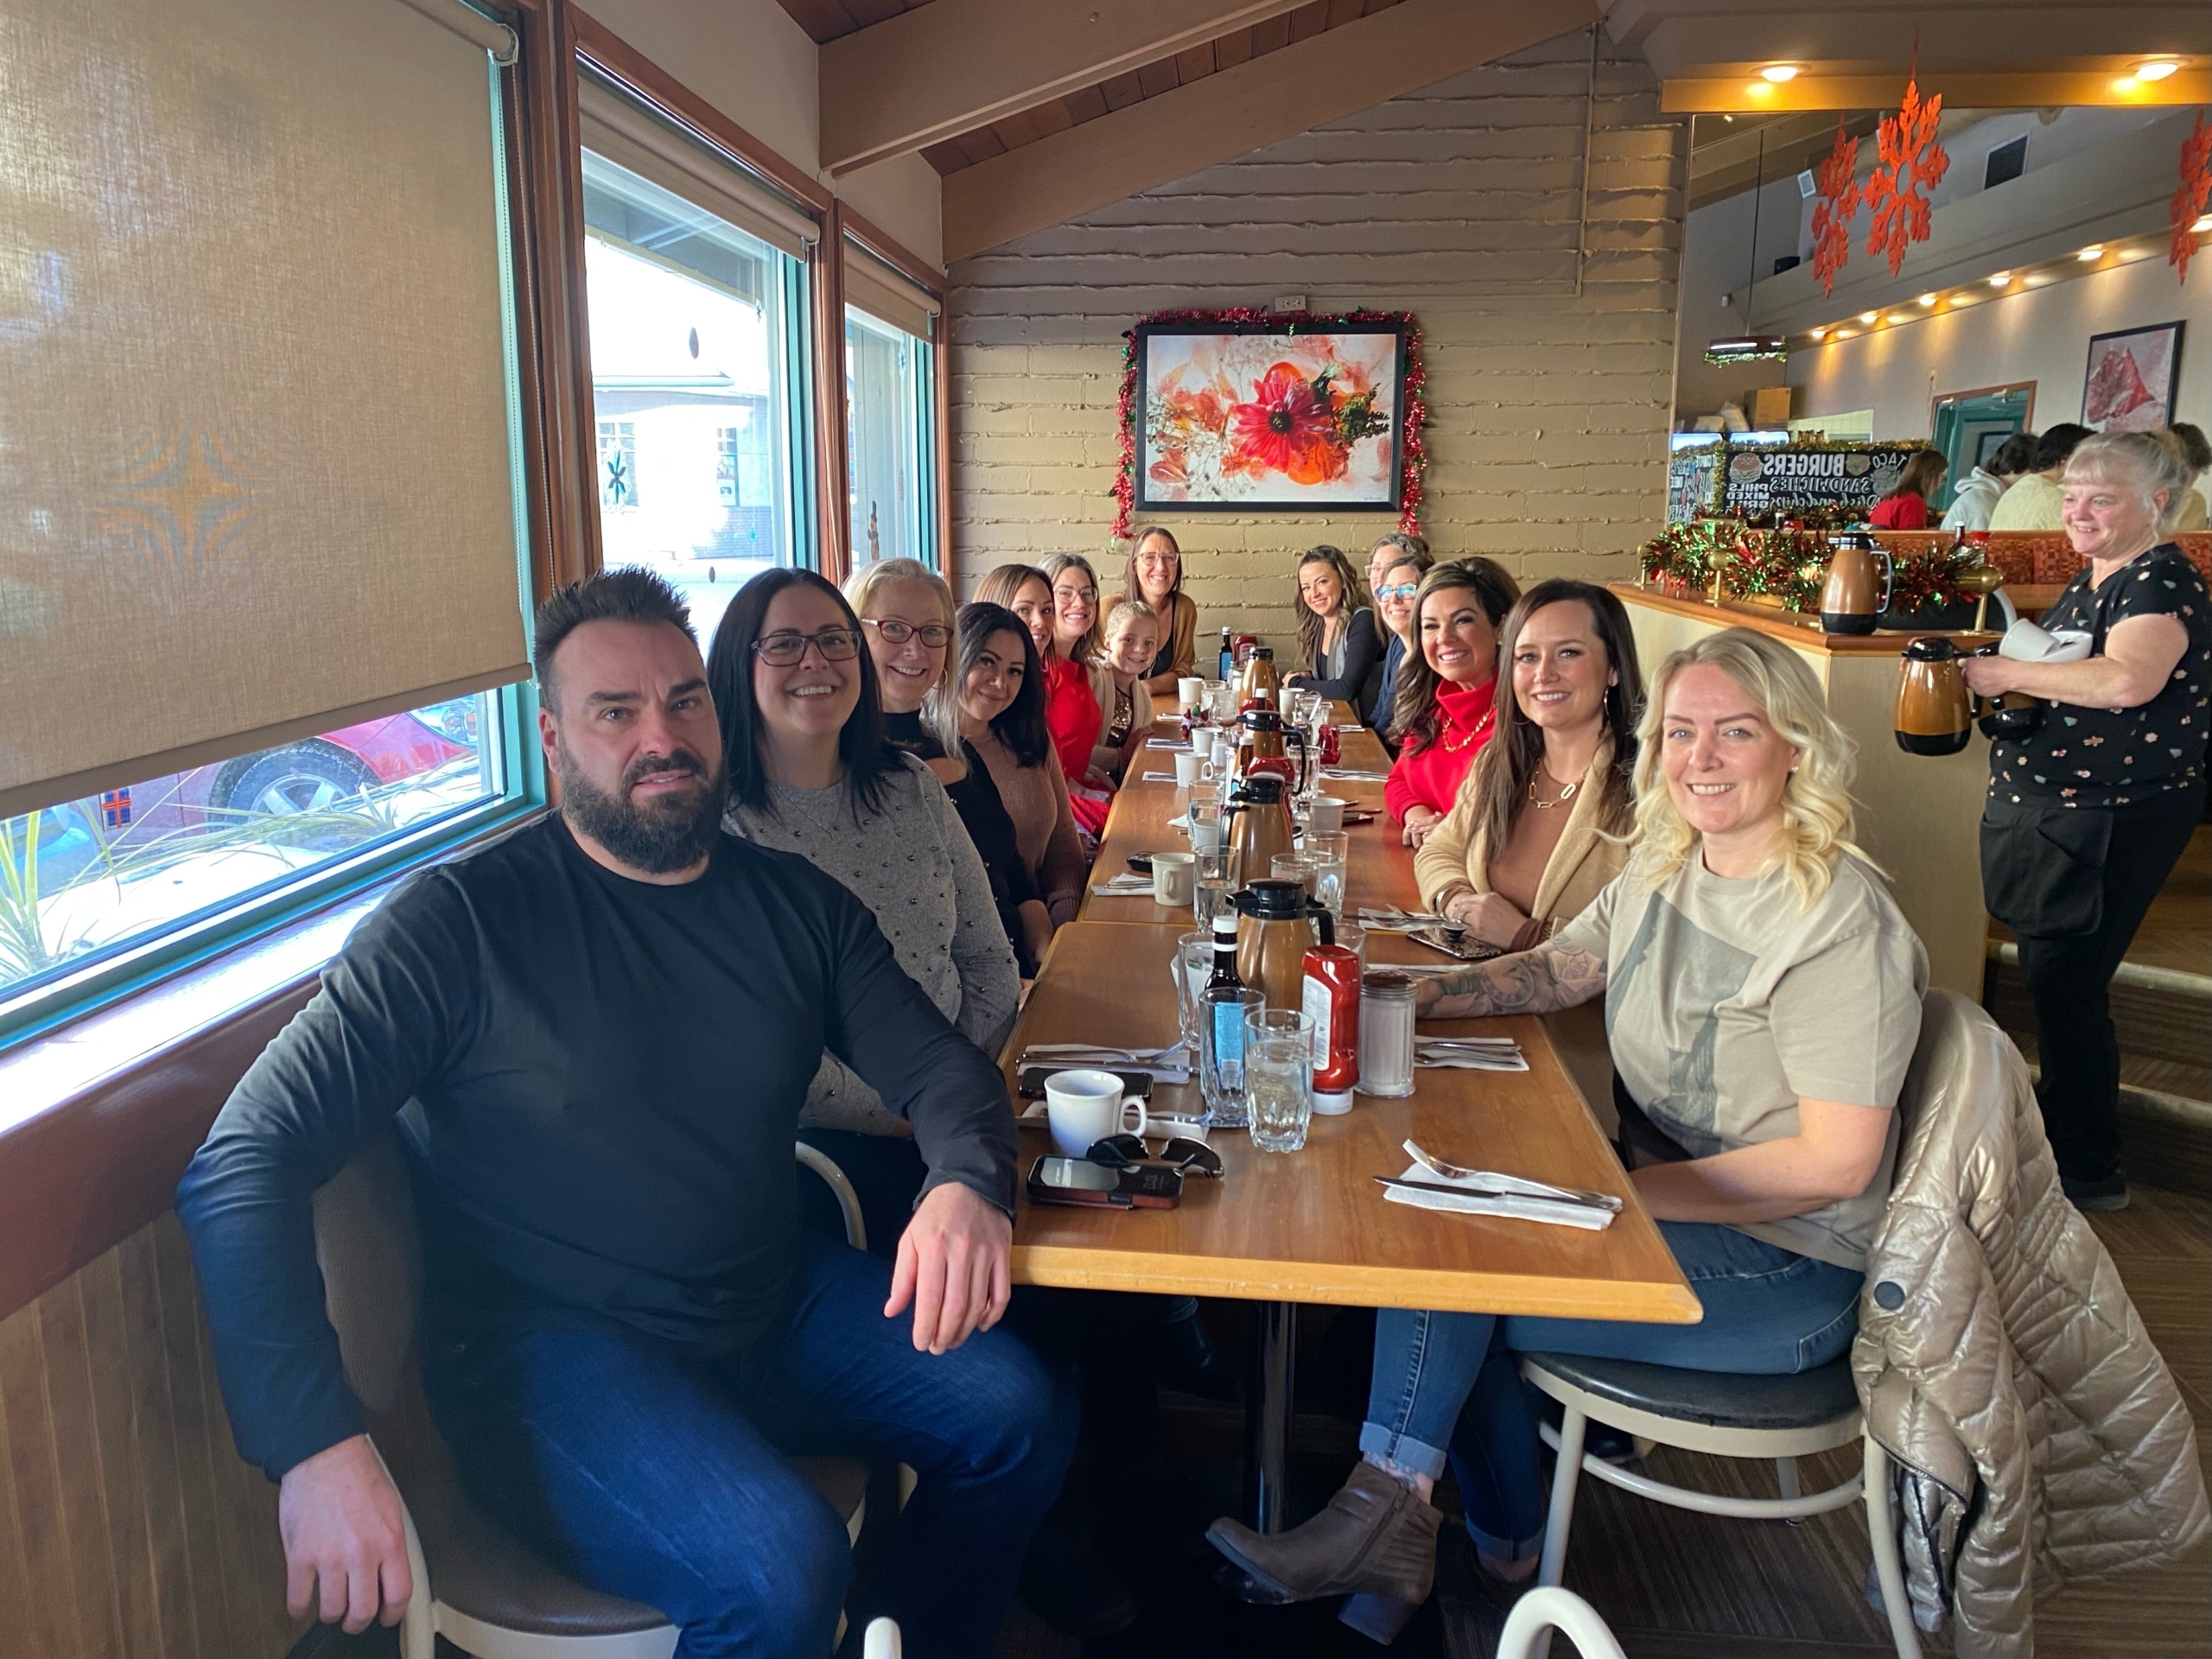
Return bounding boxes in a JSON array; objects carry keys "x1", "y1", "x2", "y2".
[{"x1": 1989, "y1": 543, "x2": 2212, "y2": 809}]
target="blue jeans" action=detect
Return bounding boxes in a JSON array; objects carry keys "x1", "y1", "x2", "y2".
[
  {"x1": 1361, "y1": 1221, "x2": 1861, "y2": 1559},
  {"x1": 422, "y1": 1237, "x2": 1077, "y2": 1658}
]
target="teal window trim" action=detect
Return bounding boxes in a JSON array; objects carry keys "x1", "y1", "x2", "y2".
[
  {"x1": 786, "y1": 255, "x2": 822, "y2": 573},
  {"x1": 914, "y1": 331, "x2": 939, "y2": 571},
  {"x1": 0, "y1": 50, "x2": 546, "y2": 1055}
]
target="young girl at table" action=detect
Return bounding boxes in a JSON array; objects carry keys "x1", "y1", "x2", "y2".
[
  {"x1": 1208, "y1": 627, "x2": 1925, "y2": 1643},
  {"x1": 1285, "y1": 544, "x2": 1385, "y2": 721},
  {"x1": 1383, "y1": 558, "x2": 1520, "y2": 848},
  {"x1": 1087, "y1": 601, "x2": 1159, "y2": 786}
]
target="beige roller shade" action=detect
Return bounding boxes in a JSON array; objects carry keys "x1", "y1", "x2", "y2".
[
  {"x1": 0, "y1": 0, "x2": 531, "y2": 823},
  {"x1": 842, "y1": 240, "x2": 942, "y2": 340},
  {"x1": 578, "y1": 80, "x2": 819, "y2": 262}
]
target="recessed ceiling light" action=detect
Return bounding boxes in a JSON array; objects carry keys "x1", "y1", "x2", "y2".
[
  {"x1": 2078, "y1": 245, "x2": 2105, "y2": 261},
  {"x1": 2133, "y1": 60, "x2": 2180, "y2": 82},
  {"x1": 1809, "y1": 327, "x2": 1827, "y2": 340},
  {"x1": 2193, "y1": 213, "x2": 2212, "y2": 233},
  {"x1": 1890, "y1": 315, "x2": 1912, "y2": 326},
  {"x1": 1950, "y1": 292, "x2": 1976, "y2": 306},
  {"x1": 1762, "y1": 64, "x2": 1800, "y2": 83},
  {"x1": 1859, "y1": 311, "x2": 1878, "y2": 323},
  {"x1": 1988, "y1": 271, "x2": 2012, "y2": 286},
  {"x1": 1918, "y1": 294, "x2": 1938, "y2": 306}
]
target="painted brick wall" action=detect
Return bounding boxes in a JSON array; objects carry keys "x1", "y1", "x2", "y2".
[{"x1": 944, "y1": 31, "x2": 1688, "y2": 656}]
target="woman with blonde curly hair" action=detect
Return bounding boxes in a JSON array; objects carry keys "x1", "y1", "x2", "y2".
[{"x1": 1208, "y1": 626, "x2": 1929, "y2": 1643}]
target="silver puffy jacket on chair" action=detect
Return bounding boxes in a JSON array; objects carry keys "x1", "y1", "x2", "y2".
[{"x1": 1853, "y1": 990, "x2": 2209, "y2": 1658}]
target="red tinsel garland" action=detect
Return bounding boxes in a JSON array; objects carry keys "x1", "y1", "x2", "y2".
[
  {"x1": 2172, "y1": 108, "x2": 2211, "y2": 283},
  {"x1": 1111, "y1": 307, "x2": 1427, "y2": 542}
]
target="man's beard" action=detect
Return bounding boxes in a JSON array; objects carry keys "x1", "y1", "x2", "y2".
[{"x1": 559, "y1": 743, "x2": 725, "y2": 874}]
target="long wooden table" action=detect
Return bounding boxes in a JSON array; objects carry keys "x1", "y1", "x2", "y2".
[{"x1": 1012, "y1": 723, "x2": 1700, "y2": 1536}]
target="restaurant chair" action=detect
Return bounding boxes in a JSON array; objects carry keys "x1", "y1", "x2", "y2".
[
  {"x1": 312, "y1": 1128, "x2": 886, "y2": 1659},
  {"x1": 1493, "y1": 1586, "x2": 1625, "y2": 1659}
]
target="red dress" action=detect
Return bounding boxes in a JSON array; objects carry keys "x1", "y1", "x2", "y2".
[
  {"x1": 1868, "y1": 493, "x2": 1929, "y2": 529},
  {"x1": 1042, "y1": 653, "x2": 1109, "y2": 835},
  {"x1": 1385, "y1": 677, "x2": 1499, "y2": 823}
]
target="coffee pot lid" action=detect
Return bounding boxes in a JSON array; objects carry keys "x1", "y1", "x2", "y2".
[
  {"x1": 1239, "y1": 879, "x2": 1308, "y2": 918},
  {"x1": 1241, "y1": 708, "x2": 1282, "y2": 730},
  {"x1": 1237, "y1": 773, "x2": 1286, "y2": 802},
  {"x1": 1901, "y1": 635, "x2": 1961, "y2": 661}
]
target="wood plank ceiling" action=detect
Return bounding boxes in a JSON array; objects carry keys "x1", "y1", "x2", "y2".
[{"x1": 773, "y1": 0, "x2": 1407, "y2": 175}]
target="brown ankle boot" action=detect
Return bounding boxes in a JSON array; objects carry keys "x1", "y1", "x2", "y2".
[{"x1": 1205, "y1": 1462, "x2": 1441, "y2": 1614}]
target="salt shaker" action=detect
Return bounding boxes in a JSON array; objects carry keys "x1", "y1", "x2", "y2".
[{"x1": 1357, "y1": 970, "x2": 1416, "y2": 1098}]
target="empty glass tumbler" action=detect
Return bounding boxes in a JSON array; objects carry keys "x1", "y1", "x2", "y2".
[
  {"x1": 1172, "y1": 931, "x2": 1212, "y2": 1056},
  {"x1": 1244, "y1": 1007, "x2": 1316, "y2": 1153}
]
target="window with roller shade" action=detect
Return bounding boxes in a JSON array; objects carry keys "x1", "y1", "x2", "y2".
[
  {"x1": 0, "y1": 0, "x2": 537, "y2": 1041},
  {"x1": 580, "y1": 77, "x2": 816, "y2": 645}
]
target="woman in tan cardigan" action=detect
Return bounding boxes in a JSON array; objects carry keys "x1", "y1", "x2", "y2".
[{"x1": 1413, "y1": 580, "x2": 1644, "y2": 1111}]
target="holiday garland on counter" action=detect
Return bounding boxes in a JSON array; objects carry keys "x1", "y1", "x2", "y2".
[
  {"x1": 1638, "y1": 524, "x2": 1980, "y2": 618},
  {"x1": 1111, "y1": 308, "x2": 1428, "y2": 541},
  {"x1": 1722, "y1": 525, "x2": 1827, "y2": 612}
]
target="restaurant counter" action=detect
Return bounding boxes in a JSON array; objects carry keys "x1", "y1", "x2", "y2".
[{"x1": 1612, "y1": 582, "x2": 1991, "y2": 999}]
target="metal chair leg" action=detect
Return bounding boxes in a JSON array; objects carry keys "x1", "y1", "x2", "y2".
[
  {"x1": 1537, "y1": 1404, "x2": 1587, "y2": 1588},
  {"x1": 1862, "y1": 1437, "x2": 1922, "y2": 1659}
]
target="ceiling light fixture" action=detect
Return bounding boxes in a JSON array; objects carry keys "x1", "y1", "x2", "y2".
[
  {"x1": 1835, "y1": 329, "x2": 1854, "y2": 340},
  {"x1": 2193, "y1": 213, "x2": 2212, "y2": 233},
  {"x1": 1988, "y1": 271, "x2": 2011, "y2": 286},
  {"x1": 1704, "y1": 334, "x2": 1789, "y2": 364},
  {"x1": 2078, "y1": 245, "x2": 2105, "y2": 261},
  {"x1": 2133, "y1": 60, "x2": 2180, "y2": 83},
  {"x1": 1762, "y1": 64, "x2": 1800, "y2": 82},
  {"x1": 1918, "y1": 294, "x2": 1938, "y2": 306},
  {"x1": 1859, "y1": 311, "x2": 1878, "y2": 323}
]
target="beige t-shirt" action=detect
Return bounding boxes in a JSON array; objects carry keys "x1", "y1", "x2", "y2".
[
  {"x1": 1555, "y1": 851, "x2": 1928, "y2": 1270},
  {"x1": 1987, "y1": 472, "x2": 2063, "y2": 531}
]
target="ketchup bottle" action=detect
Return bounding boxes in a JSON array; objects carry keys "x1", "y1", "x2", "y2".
[{"x1": 1302, "y1": 943, "x2": 1362, "y2": 1115}]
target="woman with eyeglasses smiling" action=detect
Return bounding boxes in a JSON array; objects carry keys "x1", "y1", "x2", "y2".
[
  {"x1": 705, "y1": 570, "x2": 1020, "y2": 1248},
  {"x1": 1368, "y1": 536, "x2": 1433, "y2": 747},
  {"x1": 846, "y1": 560, "x2": 1053, "y2": 978},
  {"x1": 1038, "y1": 553, "x2": 1113, "y2": 837}
]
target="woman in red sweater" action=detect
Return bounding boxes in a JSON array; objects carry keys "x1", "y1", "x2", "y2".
[
  {"x1": 1040, "y1": 553, "x2": 1113, "y2": 835},
  {"x1": 1383, "y1": 558, "x2": 1522, "y2": 848},
  {"x1": 1867, "y1": 448, "x2": 1947, "y2": 529}
]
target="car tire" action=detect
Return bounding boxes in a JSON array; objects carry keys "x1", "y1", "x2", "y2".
[{"x1": 211, "y1": 742, "x2": 378, "y2": 817}]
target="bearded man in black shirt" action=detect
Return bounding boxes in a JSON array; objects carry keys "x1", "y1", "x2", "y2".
[{"x1": 177, "y1": 570, "x2": 1072, "y2": 1658}]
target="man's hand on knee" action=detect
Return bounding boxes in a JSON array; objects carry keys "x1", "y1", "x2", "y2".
[
  {"x1": 277, "y1": 1433, "x2": 413, "y2": 1633},
  {"x1": 887, "y1": 1181, "x2": 1013, "y2": 1356}
]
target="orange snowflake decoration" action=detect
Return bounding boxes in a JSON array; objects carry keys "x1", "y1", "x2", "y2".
[
  {"x1": 1809, "y1": 118, "x2": 1862, "y2": 297},
  {"x1": 1865, "y1": 77, "x2": 1948, "y2": 276},
  {"x1": 2172, "y1": 109, "x2": 2212, "y2": 283}
]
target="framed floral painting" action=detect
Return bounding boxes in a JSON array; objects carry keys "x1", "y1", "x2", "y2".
[{"x1": 1132, "y1": 318, "x2": 1411, "y2": 512}]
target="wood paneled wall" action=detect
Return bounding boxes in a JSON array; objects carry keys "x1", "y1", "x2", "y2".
[
  {"x1": 0, "y1": 1212, "x2": 301, "y2": 1659},
  {"x1": 944, "y1": 32, "x2": 1686, "y2": 645}
]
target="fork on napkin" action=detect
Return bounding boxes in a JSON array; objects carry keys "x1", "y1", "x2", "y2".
[
  {"x1": 1376, "y1": 1141, "x2": 1615, "y2": 1230},
  {"x1": 1414, "y1": 1037, "x2": 1528, "y2": 1071},
  {"x1": 1090, "y1": 873, "x2": 1156, "y2": 895},
  {"x1": 1320, "y1": 768, "x2": 1390, "y2": 782}
]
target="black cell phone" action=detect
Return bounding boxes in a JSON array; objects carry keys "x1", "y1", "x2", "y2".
[
  {"x1": 1027, "y1": 1154, "x2": 1183, "y2": 1209},
  {"x1": 1126, "y1": 852, "x2": 1154, "y2": 874},
  {"x1": 1018, "y1": 1065, "x2": 1155, "y2": 1101}
]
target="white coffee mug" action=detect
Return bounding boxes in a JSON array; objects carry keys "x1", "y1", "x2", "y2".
[
  {"x1": 1173, "y1": 749, "x2": 1214, "y2": 789},
  {"x1": 1177, "y1": 676, "x2": 1206, "y2": 712},
  {"x1": 1151, "y1": 849, "x2": 1196, "y2": 907},
  {"x1": 1308, "y1": 795, "x2": 1348, "y2": 836},
  {"x1": 1045, "y1": 1069, "x2": 1154, "y2": 1157}
]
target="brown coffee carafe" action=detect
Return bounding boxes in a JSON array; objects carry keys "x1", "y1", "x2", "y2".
[
  {"x1": 1222, "y1": 773, "x2": 1295, "y2": 885},
  {"x1": 1819, "y1": 530, "x2": 1893, "y2": 635},
  {"x1": 1893, "y1": 637, "x2": 1974, "y2": 754},
  {"x1": 1235, "y1": 878, "x2": 1335, "y2": 1010},
  {"x1": 1238, "y1": 645, "x2": 1280, "y2": 710}
]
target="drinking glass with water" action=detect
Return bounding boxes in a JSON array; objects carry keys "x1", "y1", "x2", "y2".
[
  {"x1": 1172, "y1": 931, "x2": 1211, "y2": 1056},
  {"x1": 1244, "y1": 1007, "x2": 1316, "y2": 1153},
  {"x1": 1193, "y1": 847, "x2": 1238, "y2": 930}
]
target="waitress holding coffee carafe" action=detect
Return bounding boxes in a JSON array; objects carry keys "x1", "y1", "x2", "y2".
[{"x1": 1959, "y1": 431, "x2": 2212, "y2": 1215}]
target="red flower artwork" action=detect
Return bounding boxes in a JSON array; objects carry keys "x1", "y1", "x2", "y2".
[
  {"x1": 1227, "y1": 362, "x2": 1349, "y2": 485},
  {"x1": 1810, "y1": 118, "x2": 1862, "y2": 298},
  {"x1": 2172, "y1": 108, "x2": 2211, "y2": 283},
  {"x1": 1865, "y1": 77, "x2": 1948, "y2": 276}
]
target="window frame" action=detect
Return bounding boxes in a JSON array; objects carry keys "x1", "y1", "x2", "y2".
[
  {"x1": 844, "y1": 303, "x2": 939, "y2": 569},
  {"x1": 0, "y1": 12, "x2": 555, "y2": 1052}
]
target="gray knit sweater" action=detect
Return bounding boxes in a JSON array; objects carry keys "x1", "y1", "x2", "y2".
[{"x1": 726, "y1": 754, "x2": 1020, "y2": 1134}]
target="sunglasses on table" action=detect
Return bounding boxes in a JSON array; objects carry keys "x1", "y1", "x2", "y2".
[
  {"x1": 1084, "y1": 1134, "x2": 1224, "y2": 1179},
  {"x1": 863, "y1": 618, "x2": 953, "y2": 648},
  {"x1": 752, "y1": 627, "x2": 862, "y2": 665}
]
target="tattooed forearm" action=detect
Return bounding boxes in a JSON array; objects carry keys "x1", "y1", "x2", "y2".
[{"x1": 1416, "y1": 941, "x2": 1605, "y2": 1020}]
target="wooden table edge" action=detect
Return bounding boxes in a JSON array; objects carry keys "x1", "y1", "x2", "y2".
[{"x1": 1010, "y1": 1246, "x2": 1705, "y2": 1325}]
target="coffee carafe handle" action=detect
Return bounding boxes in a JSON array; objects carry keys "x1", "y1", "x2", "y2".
[{"x1": 1311, "y1": 904, "x2": 1334, "y2": 948}]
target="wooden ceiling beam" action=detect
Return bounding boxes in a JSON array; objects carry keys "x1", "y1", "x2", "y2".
[
  {"x1": 818, "y1": 0, "x2": 1315, "y2": 175},
  {"x1": 942, "y1": 0, "x2": 1592, "y2": 262}
]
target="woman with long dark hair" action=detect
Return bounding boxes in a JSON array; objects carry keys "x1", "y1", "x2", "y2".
[
  {"x1": 955, "y1": 601, "x2": 1087, "y2": 931},
  {"x1": 1868, "y1": 448, "x2": 1948, "y2": 530},
  {"x1": 1285, "y1": 544, "x2": 1384, "y2": 720},
  {"x1": 706, "y1": 570, "x2": 1019, "y2": 1231},
  {"x1": 1383, "y1": 558, "x2": 1522, "y2": 846}
]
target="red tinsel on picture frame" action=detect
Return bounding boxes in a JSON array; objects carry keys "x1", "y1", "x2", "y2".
[{"x1": 1111, "y1": 308, "x2": 1427, "y2": 541}]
